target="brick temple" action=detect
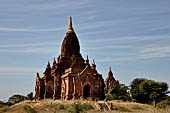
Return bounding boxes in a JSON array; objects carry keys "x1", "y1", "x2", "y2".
[{"x1": 34, "y1": 17, "x2": 119, "y2": 101}]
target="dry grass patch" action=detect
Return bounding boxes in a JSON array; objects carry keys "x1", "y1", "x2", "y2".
[{"x1": 0, "y1": 100, "x2": 170, "y2": 113}]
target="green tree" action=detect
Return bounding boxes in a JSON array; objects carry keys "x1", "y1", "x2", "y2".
[
  {"x1": 0, "y1": 100, "x2": 4, "y2": 105},
  {"x1": 157, "y1": 96, "x2": 170, "y2": 109},
  {"x1": 130, "y1": 78, "x2": 169, "y2": 107},
  {"x1": 8, "y1": 94, "x2": 26, "y2": 104},
  {"x1": 26, "y1": 92, "x2": 34, "y2": 100},
  {"x1": 105, "y1": 84, "x2": 131, "y2": 101},
  {"x1": 150, "y1": 92, "x2": 160, "y2": 107},
  {"x1": 129, "y1": 78, "x2": 147, "y2": 103}
]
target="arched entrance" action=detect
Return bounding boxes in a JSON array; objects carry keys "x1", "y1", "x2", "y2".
[{"x1": 83, "y1": 84, "x2": 90, "y2": 99}]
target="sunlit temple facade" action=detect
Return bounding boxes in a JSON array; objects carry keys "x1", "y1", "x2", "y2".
[{"x1": 34, "y1": 17, "x2": 119, "y2": 101}]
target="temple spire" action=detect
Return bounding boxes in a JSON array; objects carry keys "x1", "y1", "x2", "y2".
[
  {"x1": 109, "y1": 66, "x2": 111, "y2": 72},
  {"x1": 53, "y1": 57, "x2": 56, "y2": 65},
  {"x1": 92, "y1": 59, "x2": 96, "y2": 70},
  {"x1": 36, "y1": 72, "x2": 40, "y2": 78},
  {"x1": 92, "y1": 59, "x2": 95, "y2": 65},
  {"x1": 106, "y1": 67, "x2": 115, "y2": 80},
  {"x1": 52, "y1": 57, "x2": 56, "y2": 68},
  {"x1": 47, "y1": 61, "x2": 50, "y2": 67},
  {"x1": 85, "y1": 55, "x2": 89, "y2": 64},
  {"x1": 67, "y1": 16, "x2": 74, "y2": 33}
]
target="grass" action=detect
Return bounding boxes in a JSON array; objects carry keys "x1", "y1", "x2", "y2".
[
  {"x1": 131, "y1": 105, "x2": 144, "y2": 110},
  {"x1": 112, "y1": 105, "x2": 131, "y2": 112},
  {"x1": 0, "y1": 100, "x2": 170, "y2": 113}
]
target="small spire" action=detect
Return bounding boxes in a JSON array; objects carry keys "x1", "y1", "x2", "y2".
[
  {"x1": 92, "y1": 59, "x2": 95, "y2": 65},
  {"x1": 86, "y1": 55, "x2": 89, "y2": 61},
  {"x1": 109, "y1": 67, "x2": 111, "y2": 72},
  {"x1": 36, "y1": 72, "x2": 39, "y2": 78},
  {"x1": 52, "y1": 57, "x2": 57, "y2": 68},
  {"x1": 53, "y1": 57, "x2": 56, "y2": 64},
  {"x1": 107, "y1": 66, "x2": 114, "y2": 80},
  {"x1": 85, "y1": 55, "x2": 89, "y2": 64},
  {"x1": 36, "y1": 72, "x2": 40, "y2": 83},
  {"x1": 92, "y1": 59, "x2": 96, "y2": 70},
  {"x1": 47, "y1": 61, "x2": 50, "y2": 67},
  {"x1": 67, "y1": 16, "x2": 74, "y2": 32}
]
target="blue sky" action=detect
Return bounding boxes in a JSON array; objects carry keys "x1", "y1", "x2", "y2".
[{"x1": 0, "y1": 0, "x2": 170, "y2": 101}]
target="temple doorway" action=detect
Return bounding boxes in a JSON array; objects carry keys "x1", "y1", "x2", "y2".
[{"x1": 83, "y1": 84, "x2": 90, "y2": 99}]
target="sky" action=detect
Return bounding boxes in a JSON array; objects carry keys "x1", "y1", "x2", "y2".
[{"x1": 0, "y1": 0, "x2": 170, "y2": 101}]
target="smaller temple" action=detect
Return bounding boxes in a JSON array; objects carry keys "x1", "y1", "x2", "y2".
[{"x1": 104, "y1": 67, "x2": 119, "y2": 93}]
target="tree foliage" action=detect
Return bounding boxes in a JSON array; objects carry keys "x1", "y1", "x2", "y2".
[
  {"x1": 105, "y1": 84, "x2": 131, "y2": 101},
  {"x1": 130, "y1": 78, "x2": 169, "y2": 107},
  {"x1": 26, "y1": 92, "x2": 34, "y2": 100},
  {"x1": 5, "y1": 92, "x2": 34, "y2": 105},
  {"x1": 0, "y1": 100, "x2": 4, "y2": 105},
  {"x1": 8, "y1": 94, "x2": 26, "y2": 104}
]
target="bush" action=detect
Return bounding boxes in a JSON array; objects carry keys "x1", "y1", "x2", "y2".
[
  {"x1": 26, "y1": 92, "x2": 34, "y2": 100},
  {"x1": 105, "y1": 94, "x2": 114, "y2": 100},
  {"x1": 8, "y1": 94, "x2": 26, "y2": 104},
  {"x1": 105, "y1": 84, "x2": 131, "y2": 101},
  {"x1": 68, "y1": 102, "x2": 83, "y2": 113},
  {"x1": 157, "y1": 96, "x2": 170, "y2": 109},
  {"x1": 81, "y1": 102, "x2": 94, "y2": 110},
  {"x1": 24, "y1": 105, "x2": 37, "y2": 113},
  {"x1": 157, "y1": 102, "x2": 166, "y2": 109},
  {"x1": 68, "y1": 101, "x2": 93, "y2": 113},
  {"x1": 0, "y1": 101, "x2": 4, "y2": 105},
  {"x1": 59, "y1": 104, "x2": 65, "y2": 110}
]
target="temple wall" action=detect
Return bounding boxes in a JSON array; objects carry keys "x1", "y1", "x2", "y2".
[{"x1": 45, "y1": 80, "x2": 54, "y2": 98}]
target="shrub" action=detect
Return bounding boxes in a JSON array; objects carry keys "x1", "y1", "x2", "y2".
[
  {"x1": 26, "y1": 92, "x2": 34, "y2": 100},
  {"x1": 157, "y1": 96, "x2": 170, "y2": 109},
  {"x1": 105, "y1": 94, "x2": 114, "y2": 100},
  {"x1": 105, "y1": 84, "x2": 131, "y2": 101},
  {"x1": 157, "y1": 102, "x2": 166, "y2": 109},
  {"x1": 68, "y1": 102, "x2": 83, "y2": 113},
  {"x1": 59, "y1": 104, "x2": 65, "y2": 110},
  {"x1": 81, "y1": 102, "x2": 94, "y2": 110},
  {"x1": 68, "y1": 101, "x2": 93, "y2": 113},
  {"x1": 24, "y1": 105, "x2": 37, "y2": 113},
  {"x1": 8, "y1": 94, "x2": 26, "y2": 104}
]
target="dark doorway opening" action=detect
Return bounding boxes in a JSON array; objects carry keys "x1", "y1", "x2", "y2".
[{"x1": 83, "y1": 84, "x2": 90, "y2": 99}]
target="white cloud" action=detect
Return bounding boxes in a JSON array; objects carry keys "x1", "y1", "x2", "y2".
[
  {"x1": 32, "y1": 0, "x2": 90, "y2": 10},
  {"x1": 0, "y1": 19, "x2": 115, "y2": 33},
  {"x1": 138, "y1": 45, "x2": 170, "y2": 59},
  {"x1": 0, "y1": 27, "x2": 65, "y2": 32},
  {"x1": 0, "y1": 47, "x2": 56, "y2": 54},
  {"x1": 82, "y1": 34, "x2": 170, "y2": 61},
  {"x1": 0, "y1": 41, "x2": 59, "y2": 54},
  {"x1": 96, "y1": 57, "x2": 135, "y2": 62},
  {"x1": 0, "y1": 66, "x2": 42, "y2": 76},
  {"x1": 80, "y1": 35, "x2": 170, "y2": 45},
  {"x1": 83, "y1": 45, "x2": 131, "y2": 51},
  {"x1": 77, "y1": 20, "x2": 117, "y2": 31},
  {"x1": 0, "y1": 41, "x2": 58, "y2": 48},
  {"x1": 2, "y1": 42, "x2": 43, "y2": 48}
]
